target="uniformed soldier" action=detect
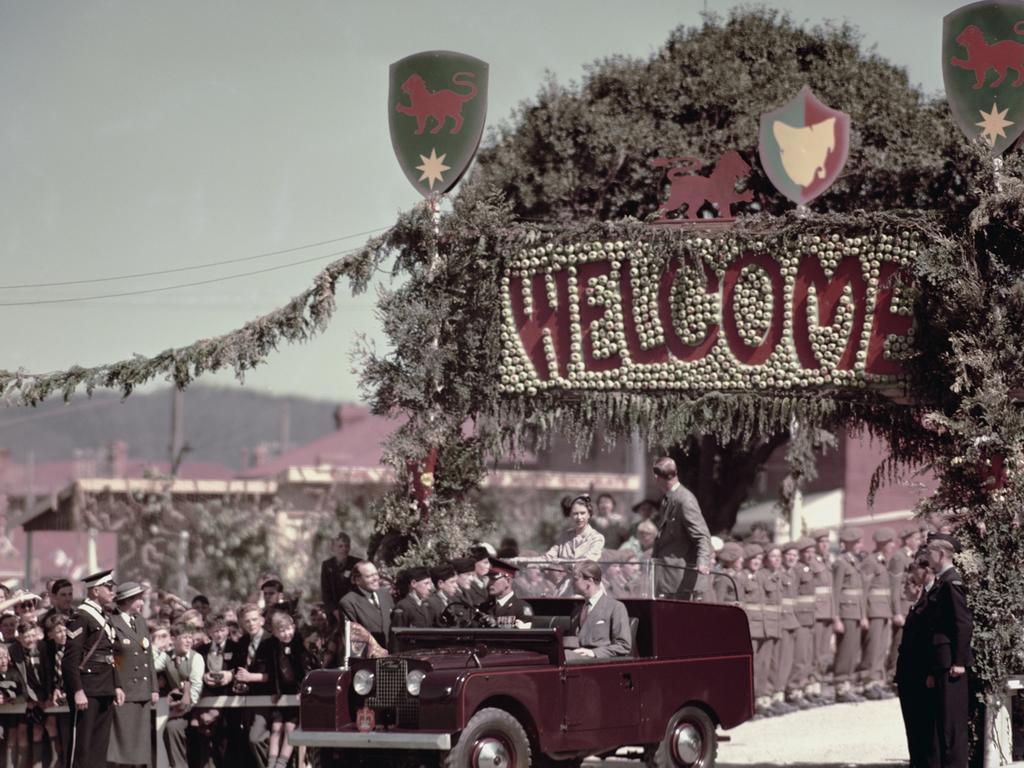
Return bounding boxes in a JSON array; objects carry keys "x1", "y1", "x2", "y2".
[
  {"x1": 107, "y1": 580, "x2": 157, "y2": 766},
  {"x1": 858, "y1": 528, "x2": 898, "y2": 699},
  {"x1": 791, "y1": 538, "x2": 817, "y2": 708},
  {"x1": 832, "y1": 528, "x2": 868, "y2": 703},
  {"x1": 760, "y1": 545, "x2": 792, "y2": 715},
  {"x1": 62, "y1": 569, "x2": 124, "y2": 768},
  {"x1": 886, "y1": 524, "x2": 923, "y2": 682},
  {"x1": 738, "y1": 544, "x2": 770, "y2": 717},
  {"x1": 807, "y1": 528, "x2": 835, "y2": 704},
  {"x1": 452, "y1": 557, "x2": 483, "y2": 607},
  {"x1": 478, "y1": 558, "x2": 534, "y2": 627},
  {"x1": 712, "y1": 543, "x2": 743, "y2": 604},
  {"x1": 392, "y1": 567, "x2": 435, "y2": 628},
  {"x1": 775, "y1": 541, "x2": 804, "y2": 709}
]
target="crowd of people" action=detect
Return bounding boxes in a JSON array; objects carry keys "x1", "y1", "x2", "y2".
[{"x1": 0, "y1": 455, "x2": 973, "y2": 768}]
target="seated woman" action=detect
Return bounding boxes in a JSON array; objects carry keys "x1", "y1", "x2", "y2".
[
  {"x1": 565, "y1": 561, "x2": 632, "y2": 660},
  {"x1": 544, "y1": 494, "x2": 606, "y2": 563}
]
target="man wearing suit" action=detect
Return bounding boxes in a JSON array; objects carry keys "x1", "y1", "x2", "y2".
[
  {"x1": 393, "y1": 567, "x2": 435, "y2": 628},
  {"x1": 321, "y1": 532, "x2": 362, "y2": 620},
  {"x1": 896, "y1": 547, "x2": 936, "y2": 768},
  {"x1": 923, "y1": 533, "x2": 973, "y2": 768},
  {"x1": 339, "y1": 561, "x2": 395, "y2": 648},
  {"x1": 107, "y1": 581, "x2": 158, "y2": 766},
  {"x1": 651, "y1": 457, "x2": 713, "y2": 600},
  {"x1": 62, "y1": 569, "x2": 125, "y2": 768},
  {"x1": 566, "y1": 561, "x2": 632, "y2": 659}
]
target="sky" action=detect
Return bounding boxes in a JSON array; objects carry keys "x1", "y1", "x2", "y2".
[{"x1": 0, "y1": 0, "x2": 966, "y2": 405}]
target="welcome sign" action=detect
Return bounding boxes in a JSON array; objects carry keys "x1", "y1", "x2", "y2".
[{"x1": 498, "y1": 231, "x2": 917, "y2": 396}]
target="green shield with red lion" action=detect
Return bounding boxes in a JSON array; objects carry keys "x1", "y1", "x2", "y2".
[
  {"x1": 943, "y1": 0, "x2": 1024, "y2": 155},
  {"x1": 389, "y1": 50, "x2": 489, "y2": 198}
]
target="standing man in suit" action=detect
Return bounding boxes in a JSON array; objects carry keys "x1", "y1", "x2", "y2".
[
  {"x1": 320, "y1": 532, "x2": 362, "y2": 621},
  {"x1": 566, "y1": 561, "x2": 632, "y2": 659},
  {"x1": 392, "y1": 567, "x2": 435, "y2": 628},
  {"x1": 887, "y1": 525, "x2": 923, "y2": 682},
  {"x1": 924, "y1": 533, "x2": 973, "y2": 768},
  {"x1": 650, "y1": 457, "x2": 713, "y2": 600},
  {"x1": 896, "y1": 547, "x2": 937, "y2": 768},
  {"x1": 107, "y1": 581, "x2": 157, "y2": 767},
  {"x1": 339, "y1": 561, "x2": 394, "y2": 648},
  {"x1": 62, "y1": 569, "x2": 125, "y2": 768}
]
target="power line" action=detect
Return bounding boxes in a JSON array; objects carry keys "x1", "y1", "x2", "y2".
[
  {"x1": 0, "y1": 226, "x2": 391, "y2": 290},
  {"x1": 0, "y1": 248, "x2": 360, "y2": 307}
]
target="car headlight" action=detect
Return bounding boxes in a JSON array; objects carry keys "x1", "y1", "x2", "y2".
[
  {"x1": 406, "y1": 669, "x2": 426, "y2": 696},
  {"x1": 353, "y1": 669, "x2": 374, "y2": 696}
]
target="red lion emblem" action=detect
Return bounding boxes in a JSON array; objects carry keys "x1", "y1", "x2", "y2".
[
  {"x1": 652, "y1": 151, "x2": 753, "y2": 221},
  {"x1": 396, "y1": 72, "x2": 478, "y2": 135},
  {"x1": 951, "y1": 21, "x2": 1024, "y2": 89}
]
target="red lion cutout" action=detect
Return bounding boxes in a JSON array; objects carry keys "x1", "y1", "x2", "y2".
[
  {"x1": 396, "y1": 72, "x2": 478, "y2": 135},
  {"x1": 652, "y1": 151, "x2": 753, "y2": 221},
  {"x1": 950, "y1": 21, "x2": 1024, "y2": 89}
]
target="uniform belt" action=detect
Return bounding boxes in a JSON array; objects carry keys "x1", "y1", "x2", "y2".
[
  {"x1": 764, "y1": 605, "x2": 781, "y2": 613},
  {"x1": 814, "y1": 586, "x2": 831, "y2": 594},
  {"x1": 87, "y1": 654, "x2": 115, "y2": 666},
  {"x1": 868, "y1": 588, "x2": 891, "y2": 596},
  {"x1": 781, "y1": 598, "x2": 796, "y2": 606},
  {"x1": 841, "y1": 588, "x2": 863, "y2": 595},
  {"x1": 796, "y1": 596, "x2": 816, "y2": 604}
]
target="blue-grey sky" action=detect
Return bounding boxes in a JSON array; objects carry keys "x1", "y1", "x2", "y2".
[{"x1": 0, "y1": 0, "x2": 964, "y2": 403}]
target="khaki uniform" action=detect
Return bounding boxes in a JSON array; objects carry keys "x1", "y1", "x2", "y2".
[
  {"x1": 758, "y1": 569, "x2": 782, "y2": 703},
  {"x1": 810, "y1": 556, "x2": 834, "y2": 693},
  {"x1": 740, "y1": 569, "x2": 769, "y2": 708},
  {"x1": 858, "y1": 552, "x2": 896, "y2": 691},
  {"x1": 886, "y1": 545, "x2": 915, "y2": 679},
  {"x1": 771, "y1": 566, "x2": 801, "y2": 702},
  {"x1": 792, "y1": 562, "x2": 816, "y2": 698},
  {"x1": 832, "y1": 552, "x2": 867, "y2": 692},
  {"x1": 712, "y1": 567, "x2": 740, "y2": 604}
]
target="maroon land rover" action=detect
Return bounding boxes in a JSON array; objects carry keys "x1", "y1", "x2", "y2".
[{"x1": 292, "y1": 596, "x2": 753, "y2": 767}]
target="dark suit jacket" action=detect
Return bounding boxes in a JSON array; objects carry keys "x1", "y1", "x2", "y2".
[
  {"x1": 569, "y1": 592, "x2": 632, "y2": 659},
  {"x1": 194, "y1": 639, "x2": 238, "y2": 696},
  {"x1": 9, "y1": 643, "x2": 53, "y2": 703},
  {"x1": 237, "y1": 630, "x2": 271, "y2": 695},
  {"x1": 652, "y1": 483, "x2": 712, "y2": 597},
  {"x1": 923, "y1": 567, "x2": 973, "y2": 672},
  {"x1": 108, "y1": 610, "x2": 157, "y2": 702},
  {"x1": 393, "y1": 595, "x2": 434, "y2": 628},
  {"x1": 321, "y1": 555, "x2": 362, "y2": 610},
  {"x1": 339, "y1": 588, "x2": 394, "y2": 647},
  {"x1": 427, "y1": 592, "x2": 451, "y2": 626}
]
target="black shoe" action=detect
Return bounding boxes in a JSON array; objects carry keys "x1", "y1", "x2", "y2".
[
  {"x1": 794, "y1": 697, "x2": 814, "y2": 710},
  {"x1": 835, "y1": 691, "x2": 863, "y2": 704},
  {"x1": 770, "y1": 701, "x2": 796, "y2": 716},
  {"x1": 862, "y1": 687, "x2": 882, "y2": 700}
]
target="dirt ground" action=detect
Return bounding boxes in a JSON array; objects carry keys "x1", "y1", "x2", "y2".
[{"x1": 584, "y1": 697, "x2": 907, "y2": 767}]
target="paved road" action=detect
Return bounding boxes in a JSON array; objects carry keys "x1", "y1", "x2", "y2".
[{"x1": 584, "y1": 697, "x2": 907, "y2": 767}]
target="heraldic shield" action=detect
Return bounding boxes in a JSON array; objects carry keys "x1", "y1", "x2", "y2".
[
  {"x1": 943, "y1": 0, "x2": 1024, "y2": 155},
  {"x1": 389, "y1": 50, "x2": 488, "y2": 198},
  {"x1": 758, "y1": 86, "x2": 850, "y2": 206}
]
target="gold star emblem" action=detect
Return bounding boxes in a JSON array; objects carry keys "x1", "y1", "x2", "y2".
[
  {"x1": 976, "y1": 102, "x2": 1014, "y2": 147},
  {"x1": 415, "y1": 148, "x2": 450, "y2": 190}
]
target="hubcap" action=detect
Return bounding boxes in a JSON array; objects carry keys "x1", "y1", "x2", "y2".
[
  {"x1": 671, "y1": 722, "x2": 703, "y2": 766},
  {"x1": 472, "y1": 736, "x2": 512, "y2": 768}
]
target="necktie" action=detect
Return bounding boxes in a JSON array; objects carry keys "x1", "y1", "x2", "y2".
[
  {"x1": 369, "y1": 592, "x2": 379, "y2": 608},
  {"x1": 579, "y1": 601, "x2": 590, "y2": 629},
  {"x1": 130, "y1": 615, "x2": 137, "y2": 633}
]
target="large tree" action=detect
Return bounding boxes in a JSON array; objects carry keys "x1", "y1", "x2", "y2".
[{"x1": 466, "y1": 8, "x2": 971, "y2": 531}]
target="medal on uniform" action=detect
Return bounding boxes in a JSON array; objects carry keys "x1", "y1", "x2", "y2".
[
  {"x1": 141, "y1": 637, "x2": 150, "y2": 649},
  {"x1": 356, "y1": 706, "x2": 376, "y2": 732}
]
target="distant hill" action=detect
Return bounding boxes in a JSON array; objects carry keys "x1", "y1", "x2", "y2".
[{"x1": 0, "y1": 385, "x2": 341, "y2": 470}]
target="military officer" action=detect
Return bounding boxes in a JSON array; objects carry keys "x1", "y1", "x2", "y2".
[
  {"x1": 739, "y1": 544, "x2": 770, "y2": 716},
  {"x1": 859, "y1": 528, "x2": 897, "y2": 699},
  {"x1": 791, "y1": 538, "x2": 817, "y2": 708},
  {"x1": 107, "y1": 581, "x2": 158, "y2": 766},
  {"x1": 807, "y1": 528, "x2": 835, "y2": 704},
  {"x1": 832, "y1": 528, "x2": 869, "y2": 703},
  {"x1": 478, "y1": 558, "x2": 533, "y2": 627},
  {"x1": 712, "y1": 543, "x2": 743, "y2": 604},
  {"x1": 63, "y1": 569, "x2": 125, "y2": 768},
  {"x1": 886, "y1": 524, "x2": 923, "y2": 681}
]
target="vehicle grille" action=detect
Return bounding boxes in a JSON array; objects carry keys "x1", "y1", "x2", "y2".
[{"x1": 367, "y1": 657, "x2": 419, "y2": 728}]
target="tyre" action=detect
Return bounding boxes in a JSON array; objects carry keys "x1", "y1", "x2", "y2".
[
  {"x1": 647, "y1": 705, "x2": 717, "y2": 768},
  {"x1": 444, "y1": 706, "x2": 531, "y2": 768}
]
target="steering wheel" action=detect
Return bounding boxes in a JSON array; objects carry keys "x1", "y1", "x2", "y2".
[{"x1": 439, "y1": 601, "x2": 497, "y2": 629}]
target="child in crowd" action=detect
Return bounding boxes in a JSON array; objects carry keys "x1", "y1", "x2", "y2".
[
  {"x1": 10, "y1": 622, "x2": 50, "y2": 765},
  {"x1": 42, "y1": 614, "x2": 69, "y2": 768},
  {"x1": 253, "y1": 611, "x2": 312, "y2": 768},
  {"x1": 0, "y1": 644, "x2": 24, "y2": 763}
]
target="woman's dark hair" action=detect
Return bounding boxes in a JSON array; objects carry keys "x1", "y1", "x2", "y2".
[{"x1": 563, "y1": 493, "x2": 593, "y2": 518}]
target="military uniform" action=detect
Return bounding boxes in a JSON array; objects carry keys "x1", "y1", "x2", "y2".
[
  {"x1": 479, "y1": 593, "x2": 534, "y2": 627},
  {"x1": 759, "y1": 565, "x2": 785, "y2": 711},
  {"x1": 738, "y1": 544, "x2": 769, "y2": 714},
  {"x1": 773, "y1": 547, "x2": 803, "y2": 708},
  {"x1": 808, "y1": 529, "x2": 835, "y2": 702},
  {"x1": 63, "y1": 592, "x2": 123, "y2": 768},
  {"x1": 886, "y1": 528, "x2": 919, "y2": 681},
  {"x1": 107, "y1": 582, "x2": 157, "y2": 765},
  {"x1": 393, "y1": 593, "x2": 435, "y2": 628},
  {"x1": 832, "y1": 529, "x2": 868, "y2": 701},
  {"x1": 858, "y1": 528, "x2": 897, "y2": 699},
  {"x1": 792, "y1": 539, "x2": 817, "y2": 705},
  {"x1": 712, "y1": 543, "x2": 743, "y2": 604}
]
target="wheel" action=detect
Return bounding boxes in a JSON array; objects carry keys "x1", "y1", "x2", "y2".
[
  {"x1": 647, "y1": 705, "x2": 717, "y2": 768},
  {"x1": 444, "y1": 707, "x2": 531, "y2": 768}
]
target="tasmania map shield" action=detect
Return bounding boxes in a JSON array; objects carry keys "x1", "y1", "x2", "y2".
[
  {"x1": 758, "y1": 86, "x2": 850, "y2": 206},
  {"x1": 943, "y1": 1, "x2": 1024, "y2": 155},
  {"x1": 389, "y1": 51, "x2": 488, "y2": 198}
]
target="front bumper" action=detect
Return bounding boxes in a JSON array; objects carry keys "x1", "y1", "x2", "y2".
[{"x1": 289, "y1": 728, "x2": 453, "y2": 750}]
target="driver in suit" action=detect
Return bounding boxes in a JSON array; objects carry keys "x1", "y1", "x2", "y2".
[{"x1": 566, "y1": 560, "x2": 632, "y2": 660}]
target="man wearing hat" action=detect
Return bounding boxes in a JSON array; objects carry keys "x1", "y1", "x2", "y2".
[
  {"x1": 651, "y1": 457, "x2": 713, "y2": 600},
  {"x1": 886, "y1": 524, "x2": 923, "y2": 682},
  {"x1": 922, "y1": 533, "x2": 973, "y2": 768},
  {"x1": 858, "y1": 528, "x2": 898, "y2": 700},
  {"x1": 62, "y1": 569, "x2": 124, "y2": 768},
  {"x1": 479, "y1": 558, "x2": 534, "y2": 628},
  {"x1": 807, "y1": 529, "x2": 835, "y2": 703},
  {"x1": 738, "y1": 544, "x2": 770, "y2": 716},
  {"x1": 107, "y1": 581, "x2": 157, "y2": 767},
  {"x1": 791, "y1": 538, "x2": 817, "y2": 707},
  {"x1": 832, "y1": 528, "x2": 869, "y2": 703},
  {"x1": 392, "y1": 567, "x2": 435, "y2": 628}
]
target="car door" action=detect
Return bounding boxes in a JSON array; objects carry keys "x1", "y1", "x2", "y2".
[{"x1": 560, "y1": 661, "x2": 641, "y2": 749}]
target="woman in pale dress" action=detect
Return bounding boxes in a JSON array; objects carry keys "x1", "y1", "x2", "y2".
[{"x1": 545, "y1": 493, "x2": 606, "y2": 563}]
